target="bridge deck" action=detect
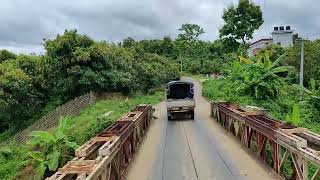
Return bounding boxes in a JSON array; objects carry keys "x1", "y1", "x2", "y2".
[{"x1": 124, "y1": 78, "x2": 277, "y2": 180}]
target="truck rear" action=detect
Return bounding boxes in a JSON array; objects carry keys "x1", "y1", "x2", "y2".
[{"x1": 165, "y1": 81, "x2": 195, "y2": 120}]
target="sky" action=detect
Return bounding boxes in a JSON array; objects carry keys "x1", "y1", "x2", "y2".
[{"x1": 0, "y1": 0, "x2": 319, "y2": 54}]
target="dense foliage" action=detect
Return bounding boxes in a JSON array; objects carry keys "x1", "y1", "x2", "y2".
[
  {"x1": 0, "y1": 30, "x2": 179, "y2": 137},
  {"x1": 122, "y1": 24, "x2": 237, "y2": 75},
  {"x1": 219, "y1": 0, "x2": 263, "y2": 44},
  {"x1": 203, "y1": 49, "x2": 320, "y2": 131},
  {"x1": 285, "y1": 39, "x2": 320, "y2": 85},
  {"x1": 234, "y1": 53, "x2": 294, "y2": 99}
]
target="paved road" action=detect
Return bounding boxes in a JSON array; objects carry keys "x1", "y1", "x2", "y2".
[{"x1": 124, "y1": 77, "x2": 277, "y2": 180}]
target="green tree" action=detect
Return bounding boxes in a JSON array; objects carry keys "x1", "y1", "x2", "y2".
[
  {"x1": 219, "y1": 0, "x2": 263, "y2": 44},
  {"x1": 286, "y1": 39, "x2": 320, "y2": 85},
  {"x1": 0, "y1": 50, "x2": 17, "y2": 63},
  {"x1": 177, "y1": 23, "x2": 204, "y2": 42},
  {"x1": 0, "y1": 59, "x2": 44, "y2": 131},
  {"x1": 176, "y1": 23, "x2": 204, "y2": 56},
  {"x1": 122, "y1": 37, "x2": 136, "y2": 48}
]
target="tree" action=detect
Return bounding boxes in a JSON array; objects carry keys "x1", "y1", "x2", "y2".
[
  {"x1": 219, "y1": 0, "x2": 263, "y2": 44},
  {"x1": 176, "y1": 23, "x2": 205, "y2": 59},
  {"x1": 122, "y1": 37, "x2": 136, "y2": 48},
  {"x1": 0, "y1": 59, "x2": 44, "y2": 131},
  {"x1": 286, "y1": 39, "x2": 320, "y2": 85},
  {"x1": 177, "y1": 23, "x2": 204, "y2": 42},
  {"x1": 0, "y1": 50, "x2": 17, "y2": 63}
]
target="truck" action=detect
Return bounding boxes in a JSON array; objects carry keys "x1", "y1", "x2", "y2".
[{"x1": 165, "y1": 80, "x2": 195, "y2": 120}]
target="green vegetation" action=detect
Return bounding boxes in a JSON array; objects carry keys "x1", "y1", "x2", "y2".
[
  {"x1": 219, "y1": 0, "x2": 263, "y2": 45},
  {"x1": 0, "y1": 91, "x2": 164, "y2": 179},
  {"x1": 202, "y1": 51, "x2": 320, "y2": 133},
  {"x1": 0, "y1": 30, "x2": 179, "y2": 141},
  {"x1": 26, "y1": 117, "x2": 78, "y2": 179},
  {"x1": 0, "y1": 29, "x2": 176, "y2": 180}
]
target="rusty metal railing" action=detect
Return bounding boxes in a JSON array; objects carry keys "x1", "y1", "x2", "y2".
[
  {"x1": 211, "y1": 101, "x2": 320, "y2": 180},
  {"x1": 47, "y1": 105, "x2": 152, "y2": 180}
]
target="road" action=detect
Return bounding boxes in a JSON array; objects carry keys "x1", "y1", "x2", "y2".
[{"x1": 124, "y1": 77, "x2": 277, "y2": 180}]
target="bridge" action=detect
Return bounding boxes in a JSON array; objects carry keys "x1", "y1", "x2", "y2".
[{"x1": 47, "y1": 78, "x2": 320, "y2": 180}]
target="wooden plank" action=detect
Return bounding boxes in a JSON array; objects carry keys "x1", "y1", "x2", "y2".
[
  {"x1": 276, "y1": 131, "x2": 307, "y2": 149},
  {"x1": 118, "y1": 111, "x2": 143, "y2": 122},
  {"x1": 86, "y1": 148, "x2": 120, "y2": 180},
  {"x1": 68, "y1": 160, "x2": 97, "y2": 166},
  {"x1": 280, "y1": 128, "x2": 308, "y2": 134},
  {"x1": 75, "y1": 136, "x2": 114, "y2": 157},
  {"x1": 98, "y1": 137, "x2": 120, "y2": 156},
  {"x1": 60, "y1": 164, "x2": 95, "y2": 174},
  {"x1": 299, "y1": 131, "x2": 320, "y2": 147},
  {"x1": 75, "y1": 139, "x2": 99, "y2": 157}
]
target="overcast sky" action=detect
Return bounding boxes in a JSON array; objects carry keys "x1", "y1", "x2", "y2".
[{"x1": 0, "y1": 0, "x2": 319, "y2": 54}]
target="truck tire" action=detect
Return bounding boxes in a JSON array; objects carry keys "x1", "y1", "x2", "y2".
[
  {"x1": 168, "y1": 115, "x2": 172, "y2": 120},
  {"x1": 190, "y1": 110, "x2": 194, "y2": 119}
]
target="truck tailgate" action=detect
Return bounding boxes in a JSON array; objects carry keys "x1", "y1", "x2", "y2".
[{"x1": 166, "y1": 99, "x2": 195, "y2": 109}]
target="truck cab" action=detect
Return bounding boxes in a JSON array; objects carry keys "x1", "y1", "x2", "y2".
[{"x1": 165, "y1": 81, "x2": 195, "y2": 120}]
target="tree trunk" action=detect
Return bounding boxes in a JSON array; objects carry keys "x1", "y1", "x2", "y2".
[{"x1": 241, "y1": 37, "x2": 246, "y2": 45}]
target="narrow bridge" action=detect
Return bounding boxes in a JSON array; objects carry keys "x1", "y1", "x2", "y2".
[{"x1": 47, "y1": 78, "x2": 320, "y2": 180}]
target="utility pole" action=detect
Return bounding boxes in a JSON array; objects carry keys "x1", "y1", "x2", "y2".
[{"x1": 300, "y1": 40, "x2": 304, "y2": 86}]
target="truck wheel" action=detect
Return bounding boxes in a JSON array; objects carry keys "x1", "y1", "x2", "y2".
[
  {"x1": 168, "y1": 115, "x2": 172, "y2": 120},
  {"x1": 190, "y1": 110, "x2": 194, "y2": 119}
]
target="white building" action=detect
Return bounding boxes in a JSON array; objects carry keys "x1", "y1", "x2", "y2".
[
  {"x1": 272, "y1": 26, "x2": 294, "y2": 47},
  {"x1": 248, "y1": 26, "x2": 294, "y2": 56}
]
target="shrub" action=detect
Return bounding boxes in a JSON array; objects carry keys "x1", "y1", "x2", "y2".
[{"x1": 26, "y1": 117, "x2": 78, "y2": 178}]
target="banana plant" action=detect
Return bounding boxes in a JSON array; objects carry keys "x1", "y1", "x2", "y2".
[
  {"x1": 306, "y1": 78, "x2": 320, "y2": 109},
  {"x1": 27, "y1": 116, "x2": 78, "y2": 178},
  {"x1": 285, "y1": 105, "x2": 301, "y2": 125},
  {"x1": 236, "y1": 51, "x2": 294, "y2": 99}
]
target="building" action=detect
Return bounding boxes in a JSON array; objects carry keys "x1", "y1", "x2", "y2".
[
  {"x1": 248, "y1": 38, "x2": 273, "y2": 57},
  {"x1": 248, "y1": 26, "x2": 294, "y2": 56},
  {"x1": 272, "y1": 26, "x2": 294, "y2": 47}
]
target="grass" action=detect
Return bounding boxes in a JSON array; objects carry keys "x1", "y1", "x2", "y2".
[
  {"x1": 67, "y1": 91, "x2": 164, "y2": 144},
  {"x1": 0, "y1": 91, "x2": 164, "y2": 180}
]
